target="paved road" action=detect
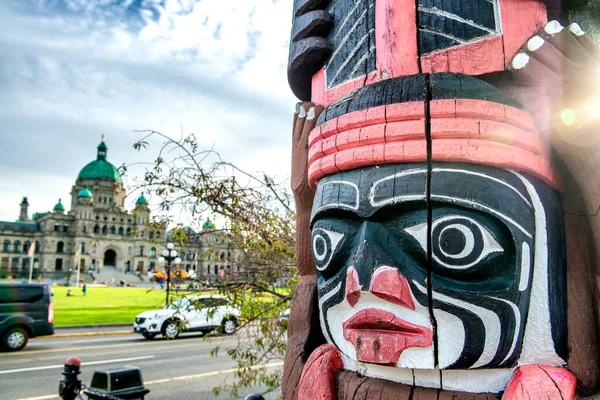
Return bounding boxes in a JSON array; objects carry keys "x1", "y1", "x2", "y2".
[{"x1": 0, "y1": 330, "x2": 282, "y2": 400}]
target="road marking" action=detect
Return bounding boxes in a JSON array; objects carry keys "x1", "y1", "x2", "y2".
[
  {"x1": 0, "y1": 335, "x2": 229, "y2": 357},
  {"x1": 14, "y1": 361, "x2": 283, "y2": 400},
  {"x1": 16, "y1": 395, "x2": 58, "y2": 400},
  {"x1": 144, "y1": 361, "x2": 284, "y2": 385},
  {"x1": 1, "y1": 355, "x2": 154, "y2": 375}
]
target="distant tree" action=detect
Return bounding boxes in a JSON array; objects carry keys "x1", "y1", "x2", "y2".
[{"x1": 127, "y1": 130, "x2": 296, "y2": 397}]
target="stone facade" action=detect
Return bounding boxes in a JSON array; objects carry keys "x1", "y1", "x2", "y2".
[
  {"x1": 172, "y1": 222, "x2": 242, "y2": 283},
  {"x1": 0, "y1": 140, "x2": 162, "y2": 279},
  {"x1": 0, "y1": 139, "x2": 240, "y2": 282}
]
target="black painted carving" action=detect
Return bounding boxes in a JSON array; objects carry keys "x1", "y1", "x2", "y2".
[
  {"x1": 316, "y1": 72, "x2": 522, "y2": 125},
  {"x1": 417, "y1": 0, "x2": 501, "y2": 55},
  {"x1": 293, "y1": 11, "x2": 334, "y2": 42},
  {"x1": 325, "y1": 0, "x2": 376, "y2": 89},
  {"x1": 311, "y1": 162, "x2": 567, "y2": 370},
  {"x1": 288, "y1": 0, "x2": 333, "y2": 101}
]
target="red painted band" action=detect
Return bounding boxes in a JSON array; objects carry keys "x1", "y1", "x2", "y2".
[{"x1": 307, "y1": 100, "x2": 561, "y2": 190}]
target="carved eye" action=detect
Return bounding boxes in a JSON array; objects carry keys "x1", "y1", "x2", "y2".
[
  {"x1": 404, "y1": 216, "x2": 503, "y2": 270},
  {"x1": 312, "y1": 228, "x2": 344, "y2": 271}
]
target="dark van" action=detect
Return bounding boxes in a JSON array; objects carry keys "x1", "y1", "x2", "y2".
[{"x1": 0, "y1": 284, "x2": 54, "y2": 351}]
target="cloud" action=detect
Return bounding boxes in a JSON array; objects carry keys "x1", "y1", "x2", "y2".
[{"x1": 0, "y1": 0, "x2": 297, "y2": 221}]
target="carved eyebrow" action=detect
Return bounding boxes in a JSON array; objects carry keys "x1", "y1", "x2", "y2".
[
  {"x1": 432, "y1": 167, "x2": 532, "y2": 208},
  {"x1": 311, "y1": 180, "x2": 360, "y2": 223},
  {"x1": 369, "y1": 169, "x2": 427, "y2": 208}
]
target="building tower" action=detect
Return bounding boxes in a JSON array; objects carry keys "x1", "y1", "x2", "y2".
[{"x1": 19, "y1": 197, "x2": 29, "y2": 222}]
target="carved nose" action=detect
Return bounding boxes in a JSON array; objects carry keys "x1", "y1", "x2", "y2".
[
  {"x1": 369, "y1": 267, "x2": 415, "y2": 310},
  {"x1": 345, "y1": 266, "x2": 361, "y2": 307}
]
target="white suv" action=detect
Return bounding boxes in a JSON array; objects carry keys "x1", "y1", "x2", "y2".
[{"x1": 133, "y1": 295, "x2": 240, "y2": 340}]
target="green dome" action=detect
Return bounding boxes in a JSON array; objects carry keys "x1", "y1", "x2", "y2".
[
  {"x1": 53, "y1": 199, "x2": 65, "y2": 212},
  {"x1": 202, "y1": 218, "x2": 215, "y2": 230},
  {"x1": 78, "y1": 185, "x2": 93, "y2": 198},
  {"x1": 77, "y1": 139, "x2": 122, "y2": 184},
  {"x1": 136, "y1": 193, "x2": 148, "y2": 205}
]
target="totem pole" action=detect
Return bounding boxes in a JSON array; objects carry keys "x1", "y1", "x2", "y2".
[{"x1": 284, "y1": 1, "x2": 600, "y2": 399}]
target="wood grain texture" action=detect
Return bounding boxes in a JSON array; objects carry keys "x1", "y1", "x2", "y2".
[
  {"x1": 500, "y1": 0, "x2": 547, "y2": 66},
  {"x1": 376, "y1": 0, "x2": 419, "y2": 79},
  {"x1": 282, "y1": 275, "x2": 327, "y2": 400},
  {"x1": 561, "y1": 167, "x2": 599, "y2": 395}
]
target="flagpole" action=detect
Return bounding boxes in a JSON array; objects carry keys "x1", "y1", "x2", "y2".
[
  {"x1": 75, "y1": 251, "x2": 81, "y2": 288},
  {"x1": 27, "y1": 242, "x2": 36, "y2": 284},
  {"x1": 28, "y1": 254, "x2": 34, "y2": 283}
]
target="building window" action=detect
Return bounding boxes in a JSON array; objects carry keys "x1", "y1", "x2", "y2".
[
  {"x1": 156, "y1": 231, "x2": 161, "y2": 237},
  {"x1": 35, "y1": 241, "x2": 40, "y2": 254},
  {"x1": 220, "y1": 252, "x2": 225, "y2": 260},
  {"x1": 110, "y1": 226, "x2": 116, "y2": 234},
  {"x1": 82, "y1": 225, "x2": 87, "y2": 233},
  {"x1": 12, "y1": 257, "x2": 19, "y2": 269},
  {"x1": 55, "y1": 258, "x2": 63, "y2": 271},
  {"x1": 126, "y1": 227, "x2": 132, "y2": 236},
  {"x1": 102, "y1": 226, "x2": 107, "y2": 234},
  {"x1": 150, "y1": 261, "x2": 155, "y2": 269},
  {"x1": 81, "y1": 242, "x2": 85, "y2": 254},
  {"x1": 139, "y1": 246, "x2": 144, "y2": 257},
  {"x1": 214, "y1": 265, "x2": 218, "y2": 275},
  {"x1": 57, "y1": 241, "x2": 64, "y2": 253},
  {"x1": 54, "y1": 224, "x2": 60, "y2": 232},
  {"x1": 92, "y1": 245, "x2": 97, "y2": 254},
  {"x1": 13, "y1": 241, "x2": 21, "y2": 253},
  {"x1": 118, "y1": 227, "x2": 124, "y2": 235},
  {"x1": 149, "y1": 232, "x2": 154, "y2": 239},
  {"x1": 112, "y1": 217, "x2": 116, "y2": 221},
  {"x1": 63, "y1": 224, "x2": 69, "y2": 232},
  {"x1": 96, "y1": 216, "x2": 99, "y2": 220},
  {"x1": 23, "y1": 241, "x2": 30, "y2": 254},
  {"x1": 150, "y1": 247, "x2": 156, "y2": 257},
  {"x1": 186, "y1": 251, "x2": 192, "y2": 261},
  {"x1": 93, "y1": 225, "x2": 100, "y2": 234},
  {"x1": 2, "y1": 240, "x2": 10, "y2": 252},
  {"x1": 103, "y1": 216, "x2": 107, "y2": 221}
]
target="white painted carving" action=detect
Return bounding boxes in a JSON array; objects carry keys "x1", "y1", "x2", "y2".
[
  {"x1": 513, "y1": 172, "x2": 565, "y2": 366},
  {"x1": 414, "y1": 281, "x2": 501, "y2": 369}
]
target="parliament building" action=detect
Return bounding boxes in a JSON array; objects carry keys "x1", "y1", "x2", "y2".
[{"x1": 0, "y1": 138, "x2": 239, "y2": 281}]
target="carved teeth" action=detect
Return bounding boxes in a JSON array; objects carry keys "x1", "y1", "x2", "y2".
[
  {"x1": 544, "y1": 20, "x2": 564, "y2": 35},
  {"x1": 307, "y1": 107, "x2": 316, "y2": 120},
  {"x1": 527, "y1": 36, "x2": 545, "y2": 52},
  {"x1": 512, "y1": 53, "x2": 530, "y2": 70},
  {"x1": 295, "y1": 102, "x2": 302, "y2": 114},
  {"x1": 568, "y1": 23, "x2": 585, "y2": 36},
  {"x1": 299, "y1": 105, "x2": 307, "y2": 118}
]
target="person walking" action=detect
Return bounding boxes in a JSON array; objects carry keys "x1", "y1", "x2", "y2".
[{"x1": 82, "y1": 283, "x2": 87, "y2": 297}]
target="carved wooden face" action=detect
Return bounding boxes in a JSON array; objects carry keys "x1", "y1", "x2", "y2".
[{"x1": 311, "y1": 162, "x2": 567, "y2": 392}]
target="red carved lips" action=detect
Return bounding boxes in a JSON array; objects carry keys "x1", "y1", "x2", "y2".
[{"x1": 343, "y1": 309, "x2": 433, "y2": 365}]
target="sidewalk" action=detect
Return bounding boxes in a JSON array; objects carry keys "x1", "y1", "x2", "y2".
[{"x1": 35, "y1": 324, "x2": 133, "y2": 339}]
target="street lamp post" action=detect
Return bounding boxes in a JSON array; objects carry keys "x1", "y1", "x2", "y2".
[{"x1": 157, "y1": 243, "x2": 181, "y2": 306}]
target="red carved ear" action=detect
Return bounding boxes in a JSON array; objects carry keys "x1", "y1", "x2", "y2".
[
  {"x1": 502, "y1": 365, "x2": 577, "y2": 400},
  {"x1": 369, "y1": 267, "x2": 415, "y2": 310},
  {"x1": 298, "y1": 344, "x2": 343, "y2": 400},
  {"x1": 345, "y1": 266, "x2": 361, "y2": 307}
]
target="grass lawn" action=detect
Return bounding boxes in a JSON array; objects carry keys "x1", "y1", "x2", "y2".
[
  {"x1": 51, "y1": 286, "x2": 292, "y2": 327},
  {"x1": 52, "y1": 286, "x2": 166, "y2": 326}
]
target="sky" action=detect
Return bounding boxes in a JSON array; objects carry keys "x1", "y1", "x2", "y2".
[{"x1": 0, "y1": 0, "x2": 298, "y2": 223}]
